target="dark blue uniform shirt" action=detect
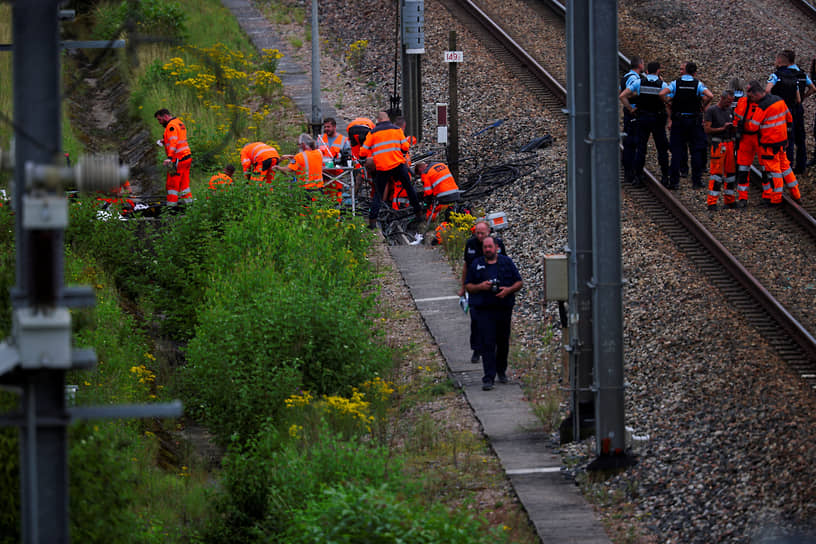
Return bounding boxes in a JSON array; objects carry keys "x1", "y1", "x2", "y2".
[{"x1": 466, "y1": 254, "x2": 522, "y2": 309}]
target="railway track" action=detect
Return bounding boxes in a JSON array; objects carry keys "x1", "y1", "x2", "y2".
[{"x1": 446, "y1": 0, "x2": 816, "y2": 386}]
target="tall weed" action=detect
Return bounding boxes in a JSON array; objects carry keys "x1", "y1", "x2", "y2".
[{"x1": 181, "y1": 185, "x2": 389, "y2": 443}]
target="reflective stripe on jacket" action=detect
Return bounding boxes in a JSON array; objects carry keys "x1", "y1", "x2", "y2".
[
  {"x1": 750, "y1": 95, "x2": 792, "y2": 146},
  {"x1": 359, "y1": 122, "x2": 409, "y2": 171},
  {"x1": 208, "y1": 172, "x2": 233, "y2": 190},
  {"x1": 288, "y1": 149, "x2": 324, "y2": 188},
  {"x1": 421, "y1": 162, "x2": 460, "y2": 199}
]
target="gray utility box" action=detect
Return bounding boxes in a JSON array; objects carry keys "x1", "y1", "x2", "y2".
[
  {"x1": 14, "y1": 307, "x2": 71, "y2": 368},
  {"x1": 544, "y1": 254, "x2": 568, "y2": 301}
]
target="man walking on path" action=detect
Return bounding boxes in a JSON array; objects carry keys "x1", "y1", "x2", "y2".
[
  {"x1": 465, "y1": 236, "x2": 522, "y2": 391},
  {"x1": 459, "y1": 222, "x2": 507, "y2": 365}
]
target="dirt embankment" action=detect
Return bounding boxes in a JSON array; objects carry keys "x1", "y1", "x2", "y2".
[{"x1": 64, "y1": 49, "x2": 159, "y2": 196}]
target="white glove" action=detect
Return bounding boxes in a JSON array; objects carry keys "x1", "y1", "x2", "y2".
[{"x1": 156, "y1": 140, "x2": 164, "y2": 147}]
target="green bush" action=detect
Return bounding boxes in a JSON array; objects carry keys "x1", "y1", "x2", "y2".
[
  {"x1": 65, "y1": 197, "x2": 146, "y2": 301},
  {"x1": 205, "y1": 425, "x2": 403, "y2": 542},
  {"x1": 283, "y1": 484, "x2": 510, "y2": 544},
  {"x1": 181, "y1": 186, "x2": 389, "y2": 443},
  {"x1": 69, "y1": 422, "x2": 141, "y2": 543},
  {"x1": 92, "y1": 0, "x2": 188, "y2": 42}
]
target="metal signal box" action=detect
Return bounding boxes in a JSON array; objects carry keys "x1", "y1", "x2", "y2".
[{"x1": 544, "y1": 254, "x2": 568, "y2": 301}]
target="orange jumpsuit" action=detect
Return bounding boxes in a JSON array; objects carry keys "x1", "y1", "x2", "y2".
[
  {"x1": 746, "y1": 95, "x2": 801, "y2": 204},
  {"x1": 161, "y1": 117, "x2": 192, "y2": 207},
  {"x1": 240, "y1": 142, "x2": 280, "y2": 183},
  {"x1": 733, "y1": 96, "x2": 763, "y2": 202}
]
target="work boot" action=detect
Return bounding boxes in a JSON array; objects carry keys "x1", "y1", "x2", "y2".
[
  {"x1": 707, "y1": 204, "x2": 718, "y2": 211},
  {"x1": 471, "y1": 351, "x2": 480, "y2": 364},
  {"x1": 737, "y1": 200, "x2": 748, "y2": 209},
  {"x1": 726, "y1": 202, "x2": 737, "y2": 209}
]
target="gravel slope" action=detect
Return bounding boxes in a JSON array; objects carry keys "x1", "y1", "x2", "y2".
[{"x1": 295, "y1": 0, "x2": 816, "y2": 541}]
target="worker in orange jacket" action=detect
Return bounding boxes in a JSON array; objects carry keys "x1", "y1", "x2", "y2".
[
  {"x1": 273, "y1": 133, "x2": 324, "y2": 190},
  {"x1": 240, "y1": 142, "x2": 280, "y2": 184},
  {"x1": 415, "y1": 162, "x2": 461, "y2": 221},
  {"x1": 318, "y1": 118, "x2": 351, "y2": 203},
  {"x1": 733, "y1": 90, "x2": 765, "y2": 204},
  {"x1": 745, "y1": 80, "x2": 802, "y2": 205},
  {"x1": 703, "y1": 90, "x2": 737, "y2": 210},
  {"x1": 96, "y1": 179, "x2": 134, "y2": 214},
  {"x1": 347, "y1": 117, "x2": 375, "y2": 161},
  {"x1": 208, "y1": 165, "x2": 235, "y2": 191},
  {"x1": 359, "y1": 111, "x2": 422, "y2": 228},
  {"x1": 155, "y1": 108, "x2": 192, "y2": 209}
]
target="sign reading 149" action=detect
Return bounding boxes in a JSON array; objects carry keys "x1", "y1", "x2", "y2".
[{"x1": 444, "y1": 50, "x2": 464, "y2": 63}]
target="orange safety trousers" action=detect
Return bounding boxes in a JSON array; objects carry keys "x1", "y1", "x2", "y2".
[
  {"x1": 425, "y1": 202, "x2": 451, "y2": 222},
  {"x1": 707, "y1": 140, "x2": 736, "y2": 206},
  {"x1": 736, "y1": 133, "x2": 761, "y2": 201},
  {"x1": 167, "y1": 158, "x2": 192, "y2": 206},
  {"x1": 759, "y1": 144, "x2": 801, "y2": 204}
]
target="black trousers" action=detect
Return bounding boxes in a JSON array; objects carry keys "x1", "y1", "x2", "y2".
[
  {"x1": 369, "y1": 163, "x2": 420, "y2": 219},
  {"x1": 634, "y1": 112, "x2": 669, "y2": 178},
  {"x1": 669, "y1": 114, "x2": 706, "y2": 186},
  {"x1": 471, "y1": 306, "x2": 513, "y2": 385},
  {"x1": 787, "y1": 103, "x2": 806, "y2": 172}
]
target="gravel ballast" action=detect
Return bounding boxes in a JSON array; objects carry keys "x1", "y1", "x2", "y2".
[{"x1": 283, "y1": 0, "x2": 816, "y2": 541}]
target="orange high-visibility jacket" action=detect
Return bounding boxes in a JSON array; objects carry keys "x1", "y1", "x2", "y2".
[
  {"x1": 208, "y1": 172, "x2": 233, "y2": 190},
  {"x1": 421, "y1": 162, "x2": 459, "y2": 199},
  {"x1": 747, "y1": 95, "x2": 792, "y2": 146},
  {"x1": 162, "y1": 118, "x2": 190, "y2": 161},
  {"x1": 733, "y1": 96, "x2": 760, "y2": 134},
  {"x1": 359, "y1": 122, "x2": 409, "y2": 171},
  {"x1": 241, "y1": 142, "x2": 279, "y2": 174},
  {"x1": 316, "y1": 133, "x2": 348, "y2": 158},
  {"x1": 287, "y1": 149, "x2": 324, "y2": 188}
]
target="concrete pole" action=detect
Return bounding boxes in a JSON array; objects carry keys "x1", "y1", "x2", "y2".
[
  {"x1": 589, "y1": 0, "x2": 626, "y2": 457},
  {"x1": 310, "y1": 0, "x2": 322, "y2": 136},
  {"x1": 402, "y1": 54, "x2": 422, "y2": 142},
  {"x1": 565, "y1": 0, "x2": 595, "y2": 443},
  {"x1": 448, "y1": 31, "x2": 459, "y2": 183},
  {"x1": 13, "y1": 1, "x2": 69, "y2": 541}
]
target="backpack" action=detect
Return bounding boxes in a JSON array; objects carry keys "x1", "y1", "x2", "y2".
[{"x1": 772, "y1": 67, "x2": 799, "y2": 109}]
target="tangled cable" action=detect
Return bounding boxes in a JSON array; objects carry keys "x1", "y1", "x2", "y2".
[{"x1": 459, "y1": 162, "x2": 537, "y2": 202}]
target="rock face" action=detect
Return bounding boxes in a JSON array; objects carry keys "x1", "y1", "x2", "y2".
[{"x1": 65, "y1": 50, "x2": 159, "y2": 196}]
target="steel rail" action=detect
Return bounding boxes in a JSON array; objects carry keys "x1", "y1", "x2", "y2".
[{"x1": 454, "y1": 0, "x2": 816, "y2": 369}]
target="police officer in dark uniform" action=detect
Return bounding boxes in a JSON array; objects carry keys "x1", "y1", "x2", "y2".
[
  {"x1": 459, "y1": 221, "x2": 507, "y2": 365},
  {"x1": 465, "y1": 237, "x2": 522, "y2": 391},
  {"x1": 766, "y1": 50, "x2": 815, "y2": 174},
  {"x1": 620, "y1": 61, "x2": 670, "y2": 186},
  {"x1": 620, "y1": 57, "x2": 644, "y2": 185},
  {"x1": 659, "y1": 62, "x2": 714, "y2": 189}
]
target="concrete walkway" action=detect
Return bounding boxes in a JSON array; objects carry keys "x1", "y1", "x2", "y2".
[
  {"x1": 224, "y1": 3, "x2": 611, "y2": 541},
  {"x1": 222, "y1": 0, "x2": 337, "y2": 129},
  {"x1": 391, "y1": 245, "x2": 611, "y2": 543}
]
